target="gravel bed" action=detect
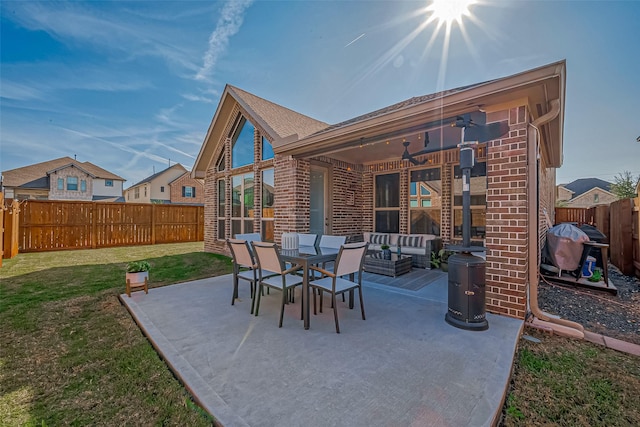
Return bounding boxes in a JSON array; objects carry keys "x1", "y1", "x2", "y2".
[{"x1": 538, "y1": 265, "x2": 640, "y2": 345}]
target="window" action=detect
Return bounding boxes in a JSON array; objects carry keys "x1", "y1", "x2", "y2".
[
  {"x1": 262, "y1": 136, "x2": 274, "y2": 161},
  {"x1": 262, "y1": 169, "x2": 275, "y2": 241},
  {"x1": 231, "y1": 173, "x2": 254, "y2": 236},
  {"x1": 67, "y1": 176, "x2": 78, "y2": 191},
  {"x1": 374, "y1": 173, "x2": 400, "y2": 233},
  {"x1": 134, "y1": 187, "x2": 140, "y2": 199},
  {"x1": 105, "y1": 180, "x2": 113, "y2": 187},
  {"x1": 218, "y1": 179, "x2": 226, "y2": 240},
  {"x1": 453, "y1": 161, "x2": 487, "y2": 240},
  {"x1": 217, "y1": 154, "x2": 226, "y2": 172},
  {"x1": 144, "y1": 186, "x2": 147, "y2": 197},
  {"x1": 81, "y1": 180, "x2": 86, "y2": 192},
  {"x1": 183, "y1": 186, "x2": 196, "y2": 198},
  {"x1": 160, "y1": 186, "x2": 165, "y2": 193},
  {"x1": 594, "y1": 193, "x2": 599, "y2": 203},
  {"x1": 57, "y1": 178, "x2": 64, "y2": 190},
  {"x1": 410, "y1": 168, "x2": 441, "y2": 236},
  {"x1": 231, "y1": 116, "x2": 255, "y2": 169}
]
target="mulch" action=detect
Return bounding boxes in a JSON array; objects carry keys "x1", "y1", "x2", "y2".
[{"x1": 538, "y1": 265, "x2": 640, "y2": 346}]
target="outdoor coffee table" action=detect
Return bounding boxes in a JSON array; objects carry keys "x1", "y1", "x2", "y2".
[{"x1": 363, "y1": 252, "x2": 412, "y2": 277}]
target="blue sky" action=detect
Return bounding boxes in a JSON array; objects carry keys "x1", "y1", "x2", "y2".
[{"x1": 1, "y1": 0, "x2": 639, "y2": 188}]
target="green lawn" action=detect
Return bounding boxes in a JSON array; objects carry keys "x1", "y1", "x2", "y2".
[{"x1": 0, "y1": 242, "x2": 231, "y2": 426}]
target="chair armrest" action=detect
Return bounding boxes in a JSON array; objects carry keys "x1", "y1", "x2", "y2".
[
  {"x1": 309, "y1": 266, "x2": 335, "y2": 278},
  {"x1": 283, "y1": 264, "x2": 303, "y2": 276}
]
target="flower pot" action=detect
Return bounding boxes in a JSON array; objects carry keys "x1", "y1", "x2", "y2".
[
  {"x1": 382, "y1": 249, "x2": 391, "y2": 260},
  {"x1": 441, "y1": 261, "x2": 449, "y2": 272},
  {"x1": 125, "y1": 271, "x2": 149, "y2": 297}
]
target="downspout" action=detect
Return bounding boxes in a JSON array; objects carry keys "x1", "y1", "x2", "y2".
[{"x1": 527, "y1": 99, "x2": 585, "y2": 338}]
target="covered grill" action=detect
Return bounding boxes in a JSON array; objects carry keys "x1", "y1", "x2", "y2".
[{"x1": 544, "y1": 223, "x2": 590, "y2": 271}]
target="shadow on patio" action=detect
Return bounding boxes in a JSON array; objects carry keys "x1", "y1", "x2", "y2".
[{"x1": 121, "y1": 269, "x2": 523, "y2": 427}]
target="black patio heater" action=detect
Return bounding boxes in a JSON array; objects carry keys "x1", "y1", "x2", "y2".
[{"x1": 445, "y1": 124, "x2": 488, "y2": 331}]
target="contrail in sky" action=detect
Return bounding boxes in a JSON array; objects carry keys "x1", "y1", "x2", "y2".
[
  {"x1": 196, "y1": 0, "x2": 254, "y2": 82},
  {"x1": 344, "y1": 33, "x2": 365, "y2": 48}
]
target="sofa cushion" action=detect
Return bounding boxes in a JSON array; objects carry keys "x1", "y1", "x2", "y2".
[
  {"x1": 397, "y1": 235, "x2": 423, "y2": 248},
  {"x1": 369, "y1": 233, "x2": 388, "y2": 245}
]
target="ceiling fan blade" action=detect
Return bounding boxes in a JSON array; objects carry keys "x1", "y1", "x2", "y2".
[{"x1": 463, "y1": 121, "x2": 509, "y2": 143}]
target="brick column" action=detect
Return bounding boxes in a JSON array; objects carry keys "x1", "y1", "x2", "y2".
[
  {"x1": 274, "y1": 155, "x2": 310, "y2": 243},
  {"x1": 485, "y1": 105, "x2": 528, "y2": 319}
]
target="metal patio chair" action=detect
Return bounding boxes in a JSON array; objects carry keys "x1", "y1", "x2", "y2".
[
  {"x1": 309, "y1": 242, "x2": 369, "y2": 333},
  {"x1": 251, "y1": 242, "x2": 304, "y2": 328},
  {"x1": 227, "y1": 239, "x2": 259, "y2": 314}
]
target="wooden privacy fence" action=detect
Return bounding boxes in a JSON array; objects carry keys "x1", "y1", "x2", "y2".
[{"x1": 17, "y1": 200, "x2": 204, "y2": 252}]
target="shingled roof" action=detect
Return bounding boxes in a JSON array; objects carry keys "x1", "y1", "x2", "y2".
[
  {"x1": 562, "y1": 178, "x2": 613, "y2": 197},
  {"x1": 2, "y1": 157, "x2": 124, "y2": 189},
  {"x1": 228, "y1": 85, "x2": 328, "y2": 139},
  {"x1": 310, "y1": 80, "x2": 495, "y2": 136}
]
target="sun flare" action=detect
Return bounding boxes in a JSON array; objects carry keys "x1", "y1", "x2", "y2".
[{"x1": 427, "y1": 0, "x2": 476, "y2": 25}]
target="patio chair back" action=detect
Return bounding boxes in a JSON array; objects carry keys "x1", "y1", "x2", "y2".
[
  {"x1": 251, "y1": 241, "x2": 285, "y2": 274},
  {"x1": 319, "y1": 235, "x2": 346, "y2": 249},
  {"x1": 298, "y1": 233, "x2": 317, "y2": 246},
  {"x1": 335, "y1": 242, "x2": 369, "y2": 277},
  {"x1": 227, "y1": 238, "x2": 254, "y2": 268},
  {"x1": 234, "y1": 232, "x2": 262, "y2": 243}
]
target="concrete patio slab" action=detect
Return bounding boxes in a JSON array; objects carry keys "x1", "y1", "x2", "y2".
[{"x1": 120, "y1": 272, "x2": 523, "y2": 427}]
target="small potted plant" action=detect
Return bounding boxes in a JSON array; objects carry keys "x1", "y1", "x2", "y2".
[
  {"x1": 380, "y1": 244, "x2": 391, "y2": 260},
  {"x1": 125, "y1": 260, "x2": 150, "y2": 296}
]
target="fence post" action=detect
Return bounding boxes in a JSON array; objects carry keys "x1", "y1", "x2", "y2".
[
  {"x1": 3, "y1": 200, "x2": 20, "y2": 259},
  {"x1": 151, "y1": 204, "x2": 156, "y2": 245},
  {"x1": 0, "y1": 193, "x2": 4, "y2": 267},
  {"x1": 91, "y1": 202, "x2": 97, "y2": 249}
]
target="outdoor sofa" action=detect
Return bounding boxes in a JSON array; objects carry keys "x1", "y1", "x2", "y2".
[{"x1": 362, "y1": 232, "x2": 441, "y2": 269}]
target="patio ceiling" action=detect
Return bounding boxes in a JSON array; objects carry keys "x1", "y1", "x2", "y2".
[{"x1": 275, "y1": 60, "x2": 566, "y2": 168}]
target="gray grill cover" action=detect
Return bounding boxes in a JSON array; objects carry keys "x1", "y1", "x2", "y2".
[{"x1": 546, "y1": 223, "x2": 590, "y2": 271}]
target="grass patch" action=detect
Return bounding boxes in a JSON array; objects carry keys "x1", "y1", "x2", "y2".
[
  {"x1": 0, "y1": 242, "x2": 230, "y2": 426},
  {"x1": 502, "y1": 330, "x2": 640, "y2": 426}
]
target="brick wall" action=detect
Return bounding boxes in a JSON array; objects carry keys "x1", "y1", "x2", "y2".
[
  {"x1": 484, "y1": 105, "x2": 528, "y2": 319},
  {"x1": 170, "y1": 173, "x2": 205, "y2": 204}
]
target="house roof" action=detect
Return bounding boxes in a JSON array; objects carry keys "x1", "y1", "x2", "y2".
[
  {"x1": 128, "y1": 163, "x2": 187, "y2": 188},
  {"x1": 192, "y1": 85, "x2": 328, "y2": 177},
  {"x1": 2, "y1": 157, "x2": 124, "y2": 189},
  {"x1": 193, "y1": 60, "x2": 566, "y2": 177},
  {"x1": 228, "y1": 85, "x2": 328, "y2": 140},
  {"x1": 563, "y1": 178, "x2": 613, "y2": 198}
]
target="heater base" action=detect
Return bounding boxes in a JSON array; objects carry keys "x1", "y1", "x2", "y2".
[{"x1": 445, "y1": 312, "x2": 489, "y2": 331}]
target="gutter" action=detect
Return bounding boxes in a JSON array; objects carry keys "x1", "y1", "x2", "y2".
[{"x1": 527, "y1": 98, "x2": 584, "y2": 338}]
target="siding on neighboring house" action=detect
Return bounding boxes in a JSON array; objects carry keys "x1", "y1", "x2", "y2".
[
  {"x1": 124, "y1": 164, "x2": 187, "y2": 203},
  {"x1": 565, "y1": 187, "x2": 617, "y2": 208}
]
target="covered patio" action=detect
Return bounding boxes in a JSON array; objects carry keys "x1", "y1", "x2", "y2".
[{"x1": 121, "y1": 270, "x2": 523, "y2": 427}]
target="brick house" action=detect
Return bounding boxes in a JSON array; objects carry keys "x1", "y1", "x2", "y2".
[
  {"x1": 125, "y1": 164, "x2": 190, "y2": 204},
  {"x1": 556, "y1": 178, "x2": 617, "y2": 207},
  {"x1": 1, "y1": 157, "x2": 125, "y2": 201},
  {"x1": 169, "y1": 172, "x2": 204, "y2": 205},
  {"x1": 192, "y1": 60, "x2": 566, "y2": 320}
]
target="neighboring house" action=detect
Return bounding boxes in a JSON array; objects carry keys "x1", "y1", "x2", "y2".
[
  {"x1": 1, "y1": 157, "x2": 125, "y2": 201},
  {"x1": 192, "y1": 60, "x2": 566, "y2": 321},
  {"x1": 556, "y1": 178, "x2": 616, "y2": 207},
  {"x1": 124, "y1": 164, "x2": 187, "y2": 204},
  {"x1": 169, "y1": 172, "x2": 204, "y2": 205}
]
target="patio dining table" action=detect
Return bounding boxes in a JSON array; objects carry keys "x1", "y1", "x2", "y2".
[{"x1": 279, "y1": 245, "x2": 340, "y2": 329}]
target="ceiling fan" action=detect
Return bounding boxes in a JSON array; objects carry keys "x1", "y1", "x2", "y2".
[
  {"x1": 401, "y1": 132, "x2": 431, "y2": 165},
  {"x1": 401, "y1": 114, "x2": 509, "y2": 165}
]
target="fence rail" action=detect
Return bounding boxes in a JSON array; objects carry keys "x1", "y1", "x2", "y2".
[{"x1": 17, "y1": 200, "x2": 204, "y2": 252}]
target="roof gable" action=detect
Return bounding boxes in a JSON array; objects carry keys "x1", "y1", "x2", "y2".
[
  {"x1": 192, "y1": 85, "x2": 328, "y2": 177},
  {"x1": 129, "y1": 164, "x2": 187, "y2": 188},
  {"x1": 564, "y1": 178, "x2": 612, "y2": 197},
  {"x1": 2, "y1": 157, "x2": 124, "y2": 188}
]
